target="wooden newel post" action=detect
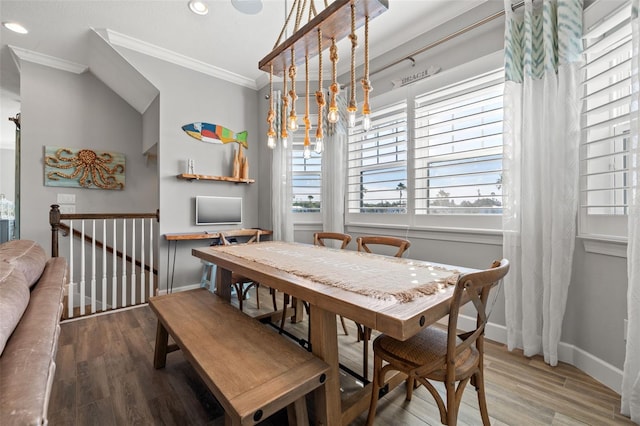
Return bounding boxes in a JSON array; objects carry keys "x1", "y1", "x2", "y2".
[{"x1": 50, "y1": 204, "x2": 60, "y2": 257}]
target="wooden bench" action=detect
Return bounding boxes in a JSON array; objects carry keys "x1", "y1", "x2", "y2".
[{"x1": 149, "y1": 288, "x2": 329, "y2": 426}]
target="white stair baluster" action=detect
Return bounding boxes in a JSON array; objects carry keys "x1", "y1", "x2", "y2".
[
  {"x1": 140, "y1": 218, "x2": 146, "y2": 302},
  {"x1": 122, "y1": 219, "x2": 127, "y2": 307},
  {"x1": 149, "y1": 218, "x2": 154, "y2": 298},
  {"x1": 80, "y1": 220, "x2": 85, "y2": 316},
  {"x1": 112, "y1": 220, "x2": 117, "y2": 310},
  {"x1": 68, "y1": 219, "x2": 74, "y2": 319},
  {"x1": 91, "y1": 220, "x2": 96, "y2": 313},
  {"x1": 102, "y1": 219, "x2": 107, "y2": 312},
  {"x1": 131, "y1": 219, "x2": 136, "y2": 305}
]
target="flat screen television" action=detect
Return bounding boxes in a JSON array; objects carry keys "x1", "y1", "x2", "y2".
[{"x1": 195, "y1": 196, "x2": 242, "y2": 226}]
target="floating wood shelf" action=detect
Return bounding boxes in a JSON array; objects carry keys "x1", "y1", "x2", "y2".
[{"x1": 176, "y1": 174, "x2": 255, "y2": 184}]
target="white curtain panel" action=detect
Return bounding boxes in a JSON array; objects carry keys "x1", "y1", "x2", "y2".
[
  {"x1": 271, "y1": 90, "x2": 294, "y2": 242},
  {"x1": 623, "y1": 0, "x2": 640, "y2": 421},
  {"x1": 502, "y1": 0, "x2": 583, "y2": 366},
  {"x1": 321, "y1": 94, "x2": 348, "y2": 236}
]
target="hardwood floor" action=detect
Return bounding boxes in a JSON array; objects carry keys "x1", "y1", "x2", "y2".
[{"x1": 48, "y1": 287, "x2": 633, "y2": 425}]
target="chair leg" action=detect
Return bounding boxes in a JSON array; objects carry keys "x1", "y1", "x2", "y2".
[
  {"x1": 234, "y1": 283, "x2": 243, "y2": 311},
  {"x1": 406, "y1": 376, "x2": 415, "y2": 401},
  {"x1": 365, "y1": 353, "x2": 383, "y2": 426},
  {"x1": 339, "y1": 315, "x2": 349, "y2": 335},
  {"x1": 475, "y1": 370, "x2": 490, "y2": 425},
  {"x1": 446, "y1": 378, "x2": 461, "y2": 426},
  {"x1": 279, "y1": 293, "x2": 290, "y2": 334},
  {"x1": 271, "y1": 288, "x2": 278, "y2": 311}
]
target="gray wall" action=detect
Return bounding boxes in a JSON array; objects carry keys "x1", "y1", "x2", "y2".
[
  {"x1": 19, "y1": 61, "x2": 158, "y2": 251},
  {"x1": 118, "y1": 48, "x2": 260, "y2": 292}
]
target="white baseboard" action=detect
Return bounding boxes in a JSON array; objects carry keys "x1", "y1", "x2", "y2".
[
  {"x1": 453, "y1": 315, "x2": 623, "y2": 394},
  {"x1": 157, "y1": 283, "x2": 201, "y2": 295}
]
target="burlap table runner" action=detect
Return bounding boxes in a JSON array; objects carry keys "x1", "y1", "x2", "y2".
[{"x1": 214, "y1": 241, "x2": 460, "y2": 303}]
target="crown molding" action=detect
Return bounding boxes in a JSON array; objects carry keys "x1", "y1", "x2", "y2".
[
  {"x1": 8, "y1": 46, "x2": 88, "y2": 74},
  {"x1": 100, "y1": 29, "x2": 258, "y2": 90}
]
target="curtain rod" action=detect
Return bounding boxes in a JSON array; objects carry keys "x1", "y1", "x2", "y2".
[{"x1": 370, "y1": 1, "x2": 525, "y2": 78}]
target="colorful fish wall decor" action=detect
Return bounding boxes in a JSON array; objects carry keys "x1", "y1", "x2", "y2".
[
  {"x1": 182, "y1": 122, "x2": 248, "y2": 149},
  {"x1": 44, "y1": 146, "x2": 125, "y2": 190}
]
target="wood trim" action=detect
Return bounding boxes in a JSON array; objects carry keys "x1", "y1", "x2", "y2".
[{"x1": 176, "y1": 173, "x2": 255, "y2": 184}]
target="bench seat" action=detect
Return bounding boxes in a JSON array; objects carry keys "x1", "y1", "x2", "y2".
[{"x1": 149, "y1": 288, "x2": 329, "y2": 426}]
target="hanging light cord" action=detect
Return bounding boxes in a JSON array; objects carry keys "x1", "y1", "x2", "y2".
[
  {"x1": 348, "y1": 1, "x2": 358, "y2": 112},
  {"x1": 304, "y1": 54, "x2": 310, "y2": 147},
  {"x1": 316, "y1": 28, "x2": 325, "y2": 141},
  {"x1": 361, "y1": 15, "x2": 372, "y2": 115}
]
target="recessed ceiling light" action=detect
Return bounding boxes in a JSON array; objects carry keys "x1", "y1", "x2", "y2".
[
  {"x1": 188, "y1": 0, "x2": 208, "y2": 15},
  {"x1": 231, "y1": 0, "x2": 263, "y2": 15},
  {"x1": 2, "y1": 21, "x2": 28, "y2": 34}
]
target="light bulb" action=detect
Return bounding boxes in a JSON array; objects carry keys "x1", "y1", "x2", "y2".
[
  {"x1": 362, "y1": 114, "x2": 371, "y2": 131},
  {"x1": 315, "y1": 137, "x2": 323, "y2": 154},
  {"x1": 303, "y1": 145, "x2": 311, "y2": 159},
  {"x1": 282, "y1": 135, "x2": 289, "y2": 149},
  {"x1": 348, "y1": 110, "x2": 356, "y2": 128},
  {"x1": 328, "y1": 108, "x2": 339, "y2": 123},
  {"x1": 288, "y1": 115, "x2": 298, "y2": 131},
  {"x1": 267, "y1": 134, "x2": 276, "y2": 149}
]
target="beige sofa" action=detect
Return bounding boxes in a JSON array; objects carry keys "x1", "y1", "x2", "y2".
[{"x1": 0, "y1": 240, "x2": 67, "y2": 425}]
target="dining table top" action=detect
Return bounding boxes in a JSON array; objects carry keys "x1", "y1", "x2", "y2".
[{"x1": 192, "y1": 240, "x2": 477, "y2": 342}]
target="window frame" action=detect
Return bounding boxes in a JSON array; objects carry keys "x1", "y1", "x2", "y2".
[
  {"x1": 345, "y1": 51, "x2": 505, "y2": 231},
  {"x1": 578, "y1": 0, "x2": 632, "y2": 241}
]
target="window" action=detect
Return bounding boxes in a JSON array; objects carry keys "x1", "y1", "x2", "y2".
[
  {"x1": 414, "y1": 70, "x2": 504, "y2": 215},
  {"x1": 345, "y1": 52, "x2": 504, "y2": 230},
  {"x1": 580, "y1": 0, "x2": 632, "y2": 238},
  {"x1": 291, "y1": 120, "x2": 322, "y2": 213},
  {"x1": 347, "y1": 101, "x2": 408, "y2": 214}
]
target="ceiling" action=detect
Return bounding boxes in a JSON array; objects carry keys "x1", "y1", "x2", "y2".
[{"x1": 0, "y1": 0, "x2": 487, "y2": 145}]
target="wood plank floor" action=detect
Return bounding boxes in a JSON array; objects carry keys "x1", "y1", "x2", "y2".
[{"x1": 48, "y1": 287, "x2": 634, "y2": 425}]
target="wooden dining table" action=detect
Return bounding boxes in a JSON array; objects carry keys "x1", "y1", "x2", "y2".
[{"x1": 192, "y1": 241, "x2": 476, "y2": 426}]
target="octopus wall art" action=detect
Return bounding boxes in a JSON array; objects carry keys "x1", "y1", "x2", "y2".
[{"x1": 44, "y1": 146, "x2": 125, "y2": 190}]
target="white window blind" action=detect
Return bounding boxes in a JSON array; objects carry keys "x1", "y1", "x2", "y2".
[
  {"x1": 414, "y1": 70, "x2": 504, "y2": 215},
  {"x1": 291, "y1": 122, "x2": 322, "y2": 213},
  {"x1": 580, "y1": 0, "x2": 632, "y2": 237},
  {"x1": 347, "y1": 101, "x2": 408, "y2": 214}
]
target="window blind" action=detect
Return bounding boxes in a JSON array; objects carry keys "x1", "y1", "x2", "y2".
[
  {"x1": 414, "y1": 70, "x2": 504, "y2": 215},
  {"x1": 581, "y1": 0, "x2": 632, "y2": 218},
  {"x1": 347, "y1": 101, "x2": 408, "y2": 214}
]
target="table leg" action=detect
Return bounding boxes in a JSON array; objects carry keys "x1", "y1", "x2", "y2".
[
  {"x1": 310, "y1": 305, "x2": 341, "y2": 426},
  {"x1": 154, "y1": 319, "x2": 169, "y2": 369},
  {"x1": 216, "y1": 267, "x2": 232, "y2": 302}
]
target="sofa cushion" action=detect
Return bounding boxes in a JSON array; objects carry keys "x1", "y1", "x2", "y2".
[
  {"x1": 0, "y1": 263, "x2": 30, "y2": 356},
  {"x1": 0, "y1": 240, "x2": 47, "y2": 288}
]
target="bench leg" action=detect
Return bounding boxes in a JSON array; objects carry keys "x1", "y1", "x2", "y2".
[
  {"x1": 287, "y1": 397, "x2": 309, "y2": 426},
  {"x1": 154, "y1": 320, "x2": 169, "y2": 369}
]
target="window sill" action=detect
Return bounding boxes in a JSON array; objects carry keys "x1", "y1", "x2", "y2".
[
  {"x1": 579, "y1": 235, "x2": 628, "y2": 258},
  {"x1": 345, "y1": 223, "x2": 503, "y2": 246}
]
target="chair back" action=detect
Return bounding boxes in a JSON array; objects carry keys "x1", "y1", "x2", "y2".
[
  {"x1": 446, "y1": 259, "x2": 510, "y2": 366},
  {"x1": 314, "y1": 232, "x2": 352, "y2": 249},
  {"x1": 356, "y1": 236, "x2": 411, "y2": 258},
  {"x1": 220, "y1": 229, "x2": 262, "y2": 245}
]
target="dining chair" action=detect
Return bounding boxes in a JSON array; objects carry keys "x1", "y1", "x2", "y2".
[
  {"x1": 355, "y1": 235, "x2": 411, "y2": 381},
  {"x1": 220, "y1": 230, "x2": 277, "y2": 312},
  {"x1": 365, "y1": 259, "x2": 510, "y2": 426},
  {"x1": 278, "y1": 232, "x2": 352, "y2": 338}
]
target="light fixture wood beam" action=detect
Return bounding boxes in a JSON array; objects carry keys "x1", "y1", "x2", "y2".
[{"x1": 258, "y1": 0, "x2": 388, "y2": 77}]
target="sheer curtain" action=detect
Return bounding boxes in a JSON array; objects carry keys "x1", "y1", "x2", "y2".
[
  {"x1": 622, "y1": 0, "x2": 640, "y2": 420},
  {"x1": 271, "y1": 90, "x2": 294, "y2": 242},
  {"x1": 321, "y1": 94, "x2": 347, "y2": 235},
  {"x1": 502, "y1": 0, "x2": 583, "y2": 366}
]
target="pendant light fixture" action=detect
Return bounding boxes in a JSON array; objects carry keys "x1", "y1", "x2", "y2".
[{"x1": 258, "y1": 0, "x2": 388, "y2": 149}]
